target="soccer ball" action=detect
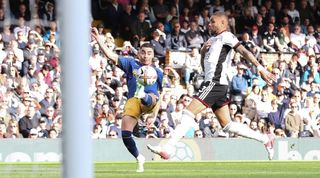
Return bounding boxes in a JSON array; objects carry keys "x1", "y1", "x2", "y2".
[
  {"x1": 136, "y1": 65, "x2": 158, "y2": 86},
  {"x1": 170, "y1": 142, "x2": 194, "y2": 161}
]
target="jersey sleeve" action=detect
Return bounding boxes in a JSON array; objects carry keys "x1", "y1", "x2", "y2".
[
  {"x1": 223, "y1": 32, "x2": 240, "y2": 49},
  {"x1": 156, "y1": 68, "x2": 164, "y2": 92},
  {"x1": 118, "y1": 56, "x2": 134, "y2": 73}
]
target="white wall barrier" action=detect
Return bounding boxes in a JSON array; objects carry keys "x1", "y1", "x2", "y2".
[{"x1": 0, "y1": 138, "x2": 319, "y2": 162}]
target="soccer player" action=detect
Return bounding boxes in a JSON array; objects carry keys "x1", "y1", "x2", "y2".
[
  {"x1": 147, "y1": 12, "x2": 277, "y2": 160},
  {"x1": 92, "y1": 28, "x2": 163, "y2": 172}
]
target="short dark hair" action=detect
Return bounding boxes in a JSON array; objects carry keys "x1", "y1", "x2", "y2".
[{"x1": 140, "y1": 43, "x2": 154, "y2": 50}]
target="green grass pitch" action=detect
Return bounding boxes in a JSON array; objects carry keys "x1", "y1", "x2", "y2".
[{"x1": 0, "y1": 161, "x2": 319, "y2": 178}]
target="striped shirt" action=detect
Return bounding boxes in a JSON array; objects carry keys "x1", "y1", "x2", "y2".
[{"x1": 203, "y1": 31, "x2": 240, "y2": 85}]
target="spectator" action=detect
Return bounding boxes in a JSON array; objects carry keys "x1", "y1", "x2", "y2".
[
  {"x1": 150, "y1": 57, "x2": 162, "y2": 70},
  {"x1": 107, "y1": 129, "x2": 119, "y2": 138},
  {"x1": 285, "y1": 101, "x2": 304, "y2": 137},
  {"x1": 201, "y1": 21, "x2": 214, "y2": 42},
  {"x1": 5, "y1": 119, "x2": 23, "y2": 138},
  {"x1": 89, "y1": 47, "x2": 103, "y2": 71},
  {"x1": 139, "y1": 0, "x2": 156, "y2": 26},
  {"x1": 8, "y1": 40, "x2": 24, "y2": 67},
  {"x1": 166, "y1": 6, "x2": 178, "y2": 30},
  {"x1": 39, "y1": 2, "x2": 56, "y2": 22},
  {"x1": 246, "y1": 84, "x2": 262, "y2": 103},
  {"x1": 0, "y1": 96, "x2": 14, "y2": 126},
  {"x1": 162, "y1": 65, "x2": 180, "y2": 89},
  {"x1": 14, "y1": 17, "x2": 31, "y2": 38},
  {"x1": 194, "y1": 129, "x2": 203, "y2": 138},
  {"x1": 103, "y1": 0, "x2": 123, "y2": 37},
  {"x1": 48, "y1": 128, "x2": 58, "y2": 139},
  {"x1": 277, "y1": 27, "x2": 293, "y2": 52},
  {"x1": 231, "y1": 63, "x2": 252, "y2": 98},
  {"x1": 1, "y1": 24, "x2": 15, "y2": 45},
  {"x1": 0, "y1": 8, "x2": 5, "y2": 22},
  {"x1": 130, "y1": 12, "x2": 151, "y2": 48},
  {"x1": 166, "y1": 21, "x2": 187, "y2": 50},
  {"x1": 290, "y1": 24, "x2": 306, "y2": 50},
  {"x1": 245, "y1": 0, "x2": 258, "y2": 17},
  {"x1": 171, "y1": 100, "x2": 183, "y2": 127},
  {"x1": 91, "y1": 124, "x2": 105, "y2": 139},
  {"x1": 250, "y1": 25, "x2": 263, "y2": 48},
  {"x1": 256, "y1": 89, "x2": 272, "y2": 120},
  {"x1": 241, "y1": 32, "x2": 261, "y2": 58},
  {"x1": 183, "y1": 47, "x2": 201, "y2": 85},
  {"x1": 152, "y1": 0, "x2": 169, "y2": 23},
  {"x1": 253, "y1": 14, "x2": 266, "y2": 36},
  {"x1": 150, "y1": 29, "x2": 166, "y2": 64},
  {"x1": 274, "y1": 1, "x2": 283, "y2": 24},
  {"x1": 179, "y1": 7, "x2": 191, "y2": 25},
  {"x1": 120, "y1": 4, "x2": 135, "y2": 41},
  {"x1": 268, "y1": 98, "x2": 286, "y2": 129},
  {"x1": 237, "y1": 7, "x2": 255, "y2": 34},
  {"x1": 43, "y1": 21, "x2": 60, "y2": 47},
  {"x1": 198, "y1": 7, "x2": 210, "y2": 30},
  {"x1": 168, "y1": 0, "x2": 182, "y2": 18},
  {"x1": 28, "y1": 128, "x2": 38, "y2": 139},
  {"x1": 262, "y1": 22, "x2": 281, "y2": 52},
  {"x1": 51, "y1": 122, "x2": 62, "y2": 138},
  {"x1": 274, "y1": 128, "x2": 287, "y2": 138},
  {"x1": 306, "y1": 82, "x2": 320, "y2": 97},
  {"x1": 0, "y1": 121, "x2": 7, "y2": 138},
  {"x1": 231, "y1": 0, "x2": 244, "y2": 19},
  {"x1": 37, "y1": 117, "x2": 49, "y2": 138},
  {"x1": 14, "y1": 3, "x2": 31, "y2": 21},
  {"x1": 39, "y1": 87, "x2": 56, "y2": 115},
  {"x1": 229, "y1": 103, "x2": 240, "y2": 121},
  {"x1": 108, "y1": 114, "x2": 122, "y2": 138},
  {"x1": 203, "y1": 117, "x2": 224, "y2": 138},
  {"x1": 105, "y1": 32, "x2": 117, "y2": 51},
  {"x1": 158, "y1": 113, "x2": 174, "y2": 138},
  {"x1": 18, "y1": 105, "x2": 40, "y2": 138},
  {"x1": 185, "y1": 20, "x2": 204, "y2": 49},
  {"x1": 287, "y1": 1, "x2": 300, "y2": 24},
  {"x1": 302, "y1": 62, "x2": 320, "y2": 84}
]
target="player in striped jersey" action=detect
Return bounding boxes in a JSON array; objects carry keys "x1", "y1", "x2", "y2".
[{"x1": 148, "y1": 12, "x2": 277, "y2": 160}]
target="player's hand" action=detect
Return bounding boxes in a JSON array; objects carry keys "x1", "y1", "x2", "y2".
[
  {"x1": 91, "y1": 27, "x2": 99, "y2": 41},
  {"x1": 203, "y1": 39, "x2": 213, "y2": 50},
  {"x1": 258, "y1": 66, "x2": 277, "y2": 84}
]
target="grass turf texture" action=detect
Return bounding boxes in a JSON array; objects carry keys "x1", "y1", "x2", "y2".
[{"x1": 0, "y1": 161, "x2": 319, "y2": 178}]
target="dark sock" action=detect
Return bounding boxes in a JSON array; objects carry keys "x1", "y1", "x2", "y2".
[
  {"x1": 141, "y1": 94, "x2": 152, "y2": 106},
  {"x1": 122, "y1": 130, "x2": 139, "y2": 158}
]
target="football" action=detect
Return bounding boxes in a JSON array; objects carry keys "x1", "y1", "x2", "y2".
[{"x1": 136, "y1": 65, "x2": 158, "y2": 86}]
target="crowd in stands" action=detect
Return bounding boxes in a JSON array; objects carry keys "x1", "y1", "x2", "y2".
[{"x1": 0, "y1": 0, "x2": 320, "y2": 139}]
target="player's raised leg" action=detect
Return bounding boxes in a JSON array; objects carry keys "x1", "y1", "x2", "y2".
[
  {"x1": 215, "y1": 105, "x2": 275, "y2": 160},
  {"x1": 147, "y1": 97, "x2": 206, "y2": 159}
]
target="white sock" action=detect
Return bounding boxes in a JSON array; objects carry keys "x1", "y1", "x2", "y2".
[
  {"x1": 223, "y1": 122, "x2": 269, "y2": 144},
  {"x1": 163, "y1": 110, "x2": 195, "y2": 154},
  {"x1": 136, "y1": 154, "x2": 145, "y2": 161}
]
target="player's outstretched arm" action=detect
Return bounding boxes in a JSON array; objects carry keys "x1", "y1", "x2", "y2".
[
  {"x1": 91, "y1": 27, "x2": 119, "y2": 64},
  {"x1": 235, "y1": 45, "x2": 276, "y2": 84}
]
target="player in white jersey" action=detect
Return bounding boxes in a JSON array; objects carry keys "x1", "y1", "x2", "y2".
[{"x1": 148, "y1": 12, "x2": 277, "y2": 160}]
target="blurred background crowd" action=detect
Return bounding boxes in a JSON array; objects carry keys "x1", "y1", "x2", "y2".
[{"x1": 0, "y1": 0, "x2": 319, "y2": 139}]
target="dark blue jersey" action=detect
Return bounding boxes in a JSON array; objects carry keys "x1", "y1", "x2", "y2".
[{"x1": 118, "y1": 56, "x2": 163, "y2": 98}]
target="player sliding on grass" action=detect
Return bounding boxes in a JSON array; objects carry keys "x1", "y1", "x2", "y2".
[
  {"x1": 92, "y1": 28, "x2": 163, "y2": 172},
  {"x1": 147, "y1": 12, "x2": 277, "y2": 160}
]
